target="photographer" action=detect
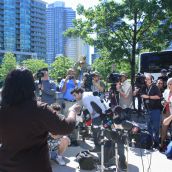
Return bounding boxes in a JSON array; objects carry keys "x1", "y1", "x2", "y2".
[
  {"x1": 59, "y1": 68, "x2": 81, "y2": 116},
  {"x1": 74, "y1": 56, "x2": 88, "y2": 81},
  {"x1": 91, "y1": 71, "x2": 105, "y2": 93},
  {"x1": 141, "y1": 73, "x2": 161, "y2": 148},
  {"x1": 35, "y1": 68, "x2": 57, "y2": 105},
  {"x1": 133, "y1": 73, "x2": 146, "y2": 113},
  {"x1": 59, "y1": 68, "x2": 81, "y2": 145},
  {"x1": 116, "y1": 72, "x2": 133, "y2": 109}
]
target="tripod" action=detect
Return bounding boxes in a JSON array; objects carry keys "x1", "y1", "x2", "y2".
[{"x1": 97, "y1": 126, "x2": 128, "y2": 172}]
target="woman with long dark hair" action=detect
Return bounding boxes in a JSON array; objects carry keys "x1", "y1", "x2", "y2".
[{"x1": 0, "y1": 68, "x2": 81, "y2": 172}]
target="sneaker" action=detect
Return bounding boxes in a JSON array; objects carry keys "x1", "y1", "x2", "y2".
[{"x1": 55, "y1": 156, "x2": 66, "y2": 166}]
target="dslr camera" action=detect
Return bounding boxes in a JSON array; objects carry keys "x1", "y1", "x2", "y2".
[
  {"x1": 68, "y1": 75, "x2": 74, "y2": 80},
  {"x1": 36, "y1": 68, "x2": 48, "y2": 84}
]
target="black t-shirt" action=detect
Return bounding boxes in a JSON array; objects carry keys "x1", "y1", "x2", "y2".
[{"x1": 141, "y1": 84, "x2": 161, "y2": 110}]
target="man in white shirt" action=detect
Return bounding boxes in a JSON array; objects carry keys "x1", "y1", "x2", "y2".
[
  {"x1": 71, "y1": 88, "x2": 107, "y2": 152},
  {"x1": 116, "y1": 72, "x2": 133, "y2": 109}
]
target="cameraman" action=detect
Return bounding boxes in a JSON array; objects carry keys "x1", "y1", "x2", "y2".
[
  {"x1": 116, "y1": 72, "x2": 133, "y2": 109},
  {"x1": 141, "y1": 73, "x2": 161, "y2": 148},
  {"x1": 35, "y1": 68, "x2": 57, "y2": 105}
]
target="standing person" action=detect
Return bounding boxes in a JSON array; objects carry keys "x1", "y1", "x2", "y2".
[
  {"x1": 59, "y1": 68, "x2": 81, "y2": 115},
  {"x1": 116, "y1": 72, "x2": 133, "y2": 109},
  {"x1": 0, "y1": 68, "x2": 81, "y2": 172},
  {"x1": 158, "y1": 69, "x2": 168, "y2": 89},
  {"x1": 59, "y1": 68, "x2": 81, "y2": 145},
  {"x1": 156, "y1": 78, "x2": 165, "y2": 94},
  {"x1": 91, "y1": 71, "x2": 105, "y2": 98},
  {"x1": 35, "y1": 68, "x2": 57, "y2": 105},
  {"x1": 74, "y1": 56, "x2": 88, "y2": 81},
  {"x1": 141, "y1": 73, "x2": 161, "y2": 148}
]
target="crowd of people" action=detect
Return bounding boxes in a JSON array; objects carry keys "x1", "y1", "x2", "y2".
[{"x1": 0, "y1": 56, "x2": 172, "y2": 172}]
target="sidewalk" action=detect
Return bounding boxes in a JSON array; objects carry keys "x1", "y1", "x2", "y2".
[{"x1": 51, "y1": 140, "x2": 172, "y2": 172}]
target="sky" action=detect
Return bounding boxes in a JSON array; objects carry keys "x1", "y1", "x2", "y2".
[{"x1": 43, "y1": 0, "x2": 100, "y2": 10}]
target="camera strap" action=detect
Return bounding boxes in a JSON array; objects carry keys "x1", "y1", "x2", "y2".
[{"x1": 146, "y1": 85, "x2": 152, "y2": 96}]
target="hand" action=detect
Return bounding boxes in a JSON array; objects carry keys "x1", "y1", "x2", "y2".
[
  {"x1": 141, "y1": 94, "x2": 149, "y2": 99},
  {"x1": 69, "y1": 103, "x2": 82, "y2": 114}
]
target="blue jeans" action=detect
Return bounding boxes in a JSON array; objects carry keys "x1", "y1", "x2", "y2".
[{"x1": 147, "y1": 109, "x2": 161, "y2": 145}]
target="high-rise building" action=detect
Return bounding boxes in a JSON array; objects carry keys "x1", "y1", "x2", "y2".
[
  {"x1": 46, "y1": 1, "x2": 77, "y2": 64},
  {"x1": 0, "y1": 0, "x2": 46, "y2": 62},
  {"x1": 76, "y1": 38, "x2": 90, "y2": 64}
]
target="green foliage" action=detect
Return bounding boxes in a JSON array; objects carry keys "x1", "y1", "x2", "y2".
[
  {"x1": 49, "y1": 56, "x2": 74, "y2": 80},
  {"x1": 92, "y1": 56, "x2": 130, "y2": 80},
  {"x1": 21, "y1": 59, "x2": 48, "y2": 74},
  {"x1": 65, "y1": 0, "x2": 172, "y2": 87},
  {"x1": 0, "y1": 52, "x2": 17, "y2": 80}
]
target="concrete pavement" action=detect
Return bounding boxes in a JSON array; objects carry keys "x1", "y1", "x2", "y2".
[{"x1": 51, "y1": 139, "x2": 172, "y2": 172}]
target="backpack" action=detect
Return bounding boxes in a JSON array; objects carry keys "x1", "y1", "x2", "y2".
[
  {"x1": 76, "y1": 151, "x2": 97, "y2": 170},
  {"x1": 134, "y1": 130, "x2": 153, "y2": 150}
]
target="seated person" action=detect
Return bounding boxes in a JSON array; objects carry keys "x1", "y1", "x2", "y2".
[{"x1": 49, "y1": 103, "x2": 71, "y2": 165}]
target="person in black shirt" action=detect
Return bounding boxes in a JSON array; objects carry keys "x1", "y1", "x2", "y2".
[
  {"x1": 0, "y1": 68, "x2": 81, "y2": 172},
  {"x1": 141, "y1": 73, "x2": 161, "y2": 148}
]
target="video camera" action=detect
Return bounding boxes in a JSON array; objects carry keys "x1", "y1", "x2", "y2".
[
  {"x1": 107, "y1": 73, "x2": 121, "y2": 84},
  {"x1": 134, "y1": 73, "x2": 145, "y2": 89},
  {"x1": 36, "y1": 70, "x2": 44, "y2": 79},
  {"x1": 83, "y1": 72, "x2": 93, "y2": 91}
]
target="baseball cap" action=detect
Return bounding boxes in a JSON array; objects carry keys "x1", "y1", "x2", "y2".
[
  {"x1": 92, "y1": 71, "x2": 100, "y2": 76},
  {"x1": 120, "y1": 72, "x2": 128, "y2": 77}
]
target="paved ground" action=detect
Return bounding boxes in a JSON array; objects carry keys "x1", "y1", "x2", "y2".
[
  {"x1": 51, "y1": 139, "x2": 172, "y2": 172},
  {"x1": 51, "y1": 113, "x2": 172, "y2": 172}
]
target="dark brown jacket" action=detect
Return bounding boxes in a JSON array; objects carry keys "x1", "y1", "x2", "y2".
[{"x1": 0, "y1": 100, "x2": 75, "y2": 172}]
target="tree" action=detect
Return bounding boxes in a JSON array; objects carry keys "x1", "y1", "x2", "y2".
[
  {"x1": 22, "y1": 59, "x2": 48, "y2": 74},
  {"x1": 65, "y1": 0, "x2": 172, "y2": 88},
  {"x1": 49, "y1": 56, "x2": 74, "y2": 80},
  {"x1": 0, "y1": 52, "x2": 17, "y2": 81},
  {"x1": 92, "y1": 56, "x2": 130, "y2": 79}
]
